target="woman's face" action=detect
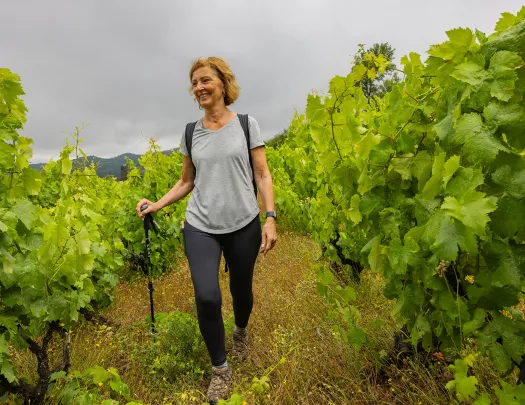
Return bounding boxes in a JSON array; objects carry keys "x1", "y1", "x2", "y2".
[{"x1": 191, "y1": 66, "x2": 225, "y2": 109}]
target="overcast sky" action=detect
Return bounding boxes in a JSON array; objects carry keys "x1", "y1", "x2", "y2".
[{"x1": 1, "y1": 1, "x2": 523, "y2": 163}]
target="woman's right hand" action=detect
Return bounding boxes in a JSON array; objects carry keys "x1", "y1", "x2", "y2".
[{"x1": 136, "y1": 199, "x2": 160, "y2": 220}]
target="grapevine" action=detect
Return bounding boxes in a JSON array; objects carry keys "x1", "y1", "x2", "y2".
[
  {"x1": 268, "y1": 7, "x2": 525, "y2": 383},
  {"x1": 0, "y1": 69, "x2": 187, "y2": 403}
]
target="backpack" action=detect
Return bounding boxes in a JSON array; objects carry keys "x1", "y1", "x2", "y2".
[
  {"x1": 183, "y1": 113, "x2": 258, "y2": 272},
  {"x1": 184, "y1": 113, "x2": 257, "y2": 197}
]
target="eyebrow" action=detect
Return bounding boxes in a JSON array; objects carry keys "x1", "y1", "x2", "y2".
[{"x1": 192, "y1": 75, "x2": 213, "y2": 82}]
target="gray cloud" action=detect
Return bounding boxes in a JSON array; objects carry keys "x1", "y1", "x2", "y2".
[{"x1": 1, "y1": 0, "x2": 522, "y2": 162}]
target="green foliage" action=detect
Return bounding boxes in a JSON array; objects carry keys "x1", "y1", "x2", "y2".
[
  {"x1": 0, "y1": 69, "x2": 129, "y2": 403},
  {"x1": 0, "y1": 69, "x2": 187, "y2": 403},
  {"x1": 50, "y1": 366, "x2": 148, "y2": 405},
  {"x1": 267, "y1": 5, "x2": 525, "y2": 389},
  {"x1": 133, "y1": 311, "x2": 207, "y2": 385},
  {"x1": 266, "y1": 129, "x2": 289, "y2": 148},
  {"x1": 31, "y1": 151, "x2": 180, "y2": 180},
  {"x1": 51, "y1": 366, "x2": 128, "y2": 404},
  {"x1": 31, "y1": 152, "x2": 142, "y2": 179},
  {"x1": 446, "y1": 353, "x2": 525, "y2": 404},
  {"x1": 353, "y1": 42, "x2": 402, "y2": 102},
  {"x1": 223, "y1": 314, "x2": 235, "y2": 335},
  {"x1": 446, "y1": 354, "x2": 480, "y2": 402},
  {"x1": 215, "y1": 394, "x2": 246, "y2": 405},
  {"x1": 494, "y1": 381, "x2": 525, "y2": 404},
  {"x1": 205, "y1": 370, "x2": 273, "y2": 405},
  {"x1": 201, "y1": 375, "x2": 272, "y2": 405},
  {"x1": 114, "y1": 139, "x2": 186, "y2": 275},
  {"x1": 315, "y1": 265, "x2": 365, "y2": 349}
]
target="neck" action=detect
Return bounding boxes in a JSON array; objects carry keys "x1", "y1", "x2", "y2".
[{"x1": 203, "y1": 104, "x2": 231, "y2": 123}]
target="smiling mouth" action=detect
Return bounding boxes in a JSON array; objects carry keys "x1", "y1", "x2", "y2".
[{"x1": 199, "y1": 93, "x2": 211, "y2": 100}]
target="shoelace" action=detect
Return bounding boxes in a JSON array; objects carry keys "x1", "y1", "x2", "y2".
[{"x1": 208, "y1": 368, "x2": 231, "y2": 395}]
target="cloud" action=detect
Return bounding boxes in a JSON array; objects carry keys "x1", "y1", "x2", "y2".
[{"x1": 1, "y1": 0, "x2": 522, "y2": 162}]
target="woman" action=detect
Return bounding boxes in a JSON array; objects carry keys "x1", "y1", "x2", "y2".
[{"x1": 136, "y1": 57, "x2": 277, "y2": 404}]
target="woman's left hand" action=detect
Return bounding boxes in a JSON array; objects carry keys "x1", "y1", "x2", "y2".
[{"x1": 260, "y1": 218, "x2": 277, "y2": 255}]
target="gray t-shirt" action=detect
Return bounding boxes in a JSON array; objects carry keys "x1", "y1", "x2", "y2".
[{"x1": 179, "y1": 115, "x2": 265, "y2": 234}]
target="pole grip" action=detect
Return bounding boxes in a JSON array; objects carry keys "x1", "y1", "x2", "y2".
[{"x1": 141, "y1": 204, "x2": 154, "y2": 231}]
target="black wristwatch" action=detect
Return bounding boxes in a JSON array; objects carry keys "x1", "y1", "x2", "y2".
[{"x1": 265, "y1": 211, "x2": 277, "y2": 220}]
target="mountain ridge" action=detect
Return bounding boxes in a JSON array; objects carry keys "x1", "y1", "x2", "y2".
[{"x1": 30, "y1": 149, "x2": 178, "y2": 179}]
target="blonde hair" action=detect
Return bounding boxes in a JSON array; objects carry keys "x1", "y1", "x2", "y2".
[{"x1": 189, "y1": 57, "x2": 240, "y2": 106}]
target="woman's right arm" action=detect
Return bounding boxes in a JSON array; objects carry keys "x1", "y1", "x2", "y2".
[{"x1": 136, "y1": 156, "x2": 195, "y2": 218}]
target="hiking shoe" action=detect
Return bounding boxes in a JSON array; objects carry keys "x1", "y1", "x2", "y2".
[
  {"x1": 207, "y1": 366, "x2": 232, "y2": 404},
  {"x1": 232, "y1": 329, "x2": 249, "y2": 361}
]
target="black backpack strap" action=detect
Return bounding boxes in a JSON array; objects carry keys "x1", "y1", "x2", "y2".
[
  {"x1": 185, "y1": 121, "x2": 198, "y2": 174},
  {"x1": 237, "y1": 114, "x2": 257, "y2": 197}
]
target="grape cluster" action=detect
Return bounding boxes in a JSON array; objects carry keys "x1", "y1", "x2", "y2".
[{"x1": 435, "y1": 260, "x2": 450, "y2": 278}]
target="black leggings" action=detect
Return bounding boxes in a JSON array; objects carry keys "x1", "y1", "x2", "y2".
[{"x1": 182, "y1": 216, "x2": 262, "y2": 366}]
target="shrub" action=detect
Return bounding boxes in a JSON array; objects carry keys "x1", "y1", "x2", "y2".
[{"x1": 136, "y1": 311, "x2": 208, "y2": 385}]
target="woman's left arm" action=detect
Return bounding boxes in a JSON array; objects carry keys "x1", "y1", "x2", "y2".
[{"x1": 251, "y1": 146, "x2": 277, "y2": 255}]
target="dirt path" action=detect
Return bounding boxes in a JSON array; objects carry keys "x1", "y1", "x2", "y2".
[
  {"x1": 106, "y1": 230, "x2": 320, "y2": 330},
  {"x1": 90, "y1": 229, "x2": 332, "y2": 404}
]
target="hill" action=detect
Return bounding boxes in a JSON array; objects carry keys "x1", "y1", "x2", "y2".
[{"x1": 30, "y1": 150, "x2": 177, "y2": 179}]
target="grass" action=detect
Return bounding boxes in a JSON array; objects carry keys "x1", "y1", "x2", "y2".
[{"x1": 7, "y1": 228, "x2": 524, "y2": 404}]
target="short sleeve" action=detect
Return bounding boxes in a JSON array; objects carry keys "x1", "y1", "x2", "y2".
[
  {"x1": 248, "y1": 116, "x2": 265, "y2": 149},
  {"x1": 179, "y1": 128, "x2": 188, "y2": 156}
]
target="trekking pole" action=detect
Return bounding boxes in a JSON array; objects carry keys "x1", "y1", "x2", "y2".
[{"x1": 140, "y1": 204, "x2": 157, "y2": 336}]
